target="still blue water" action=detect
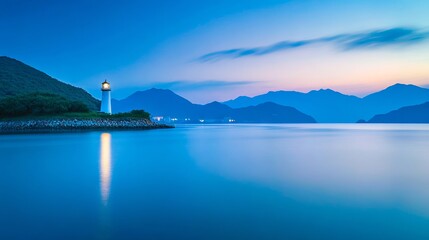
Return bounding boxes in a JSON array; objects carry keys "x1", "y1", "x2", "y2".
[{"x1": 1, "y1": 124, "x2": 429, "y2": 239}]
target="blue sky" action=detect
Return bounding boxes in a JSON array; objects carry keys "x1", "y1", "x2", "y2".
[{"x1": 1, "y1": 0, "x2": 429, "y2": 103}]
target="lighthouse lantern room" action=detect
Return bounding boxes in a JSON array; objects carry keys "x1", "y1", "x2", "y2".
[{"x1": 100, "y1": 80, "x2": 112, "y2": 114}]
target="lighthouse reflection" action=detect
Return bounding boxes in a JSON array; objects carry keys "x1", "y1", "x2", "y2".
[{"x1": 100, "y1": 133, "x2": 112, "y2": 205}]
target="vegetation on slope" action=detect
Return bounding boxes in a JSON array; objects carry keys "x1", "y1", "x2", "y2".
[
  {"x1": 0, "y1": 56, "x2": 100, "y2": 110},
  {"x1": 0, "y1": 92, "x2": 150, "y2": 120},
  {"x1": 0, "y1": 93, "x2": 89, "y2": 118}
]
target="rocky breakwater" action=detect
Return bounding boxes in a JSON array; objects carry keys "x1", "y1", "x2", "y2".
[{"x1": 0, "y1": 118, "x2": 173, "y2": 133}]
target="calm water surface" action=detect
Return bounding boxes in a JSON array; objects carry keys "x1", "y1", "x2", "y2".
[{"x1": 1, "y1": 124, "x2": 429, "y2": 239}]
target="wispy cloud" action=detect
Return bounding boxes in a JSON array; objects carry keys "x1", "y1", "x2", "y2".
[{"x1": 197, "y1": 27, "x2": 429, "y2": 62}]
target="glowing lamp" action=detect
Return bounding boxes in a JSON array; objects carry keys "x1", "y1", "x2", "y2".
[{"x1": 101, "y1": 80, "x2": 111, "y2": 91}]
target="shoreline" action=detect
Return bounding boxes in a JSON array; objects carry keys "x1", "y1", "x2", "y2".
[{"x1": 0, "y1": 119, "x2": 174, "y2": 134}]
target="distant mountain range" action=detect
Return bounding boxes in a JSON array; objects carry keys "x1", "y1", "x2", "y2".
[
  {"x1": 0, "y1": 56, "x2": 100, "y2": 111},
  {"x1": 112, "y1": 89, "x2": 315, "y2": 123},
  {"x1": 113, "y1": 84, "x2": 429, "y2": 123},
  {"x1": 367, "y1": 102, "x2": 429, "y2": 123},
  {"x1": 2, "y1": 56, "x2": 429, "y2": 123},
  {"x1": 224, "y1": 84, "x2": 429, "y2": 123}
]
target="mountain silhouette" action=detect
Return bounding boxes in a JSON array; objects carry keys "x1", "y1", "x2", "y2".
[
  {"x1": 229, "y1": 102, "x2": 316, "y2": 123},
  {"x1": 112, "y1": 88, "x2": 195, "y2": 117},
  {"x1": 224, "y1": 88, "x2": 361, "y2": 122},
  {"x1": 0, "y1": 56, "x2": 100, "y2": 110},
  {"x1": 362, "y1": 83, "x2": 429, "y2": 116},
  {"x1": 224, "y1": 83, "x2": 429, "y2": 122},
  {"x1": 112, "y1": 89, "x2": 315, "y2": 123},
  {"x1": 367, "y1": 101, "x2": 429, "y2": 123}
]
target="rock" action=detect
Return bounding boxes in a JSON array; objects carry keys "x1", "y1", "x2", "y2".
[{"x1": 0, "y1": 119, "x2": 173, "y2": 133}]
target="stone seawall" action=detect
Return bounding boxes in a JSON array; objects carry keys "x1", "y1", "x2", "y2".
[{"x1": 0, "y1": 119, "x2": 173, "y2": 133}]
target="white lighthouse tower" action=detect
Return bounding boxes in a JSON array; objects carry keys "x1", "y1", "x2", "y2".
[{"x1": 100, "y1": 80, "x2": 112, "y2": 114}]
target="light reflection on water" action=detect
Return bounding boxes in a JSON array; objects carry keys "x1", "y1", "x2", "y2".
[{"x1": 100, "y1": 133, "x2": 112, "y2": 205}]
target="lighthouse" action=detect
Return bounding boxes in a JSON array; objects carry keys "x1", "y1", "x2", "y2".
[{"x1": 100, "y1": 80, "x2": 112, "y2": 114}]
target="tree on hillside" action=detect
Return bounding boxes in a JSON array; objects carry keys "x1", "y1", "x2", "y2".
[{"x1": 0, "y1": 92, "x2": 89, "y2": 117}]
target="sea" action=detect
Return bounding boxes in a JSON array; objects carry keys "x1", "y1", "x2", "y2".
[{"x1": 1, "y1": 124, "x2": 429, "y2": 239}]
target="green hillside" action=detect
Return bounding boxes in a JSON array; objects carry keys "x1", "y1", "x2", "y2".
[
  {"x1": 0, "y1": 56, "x2": 100, "y2": 111},
  {"x1": 0, "y1": 93, "x2": 89, "y2": 118}
]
